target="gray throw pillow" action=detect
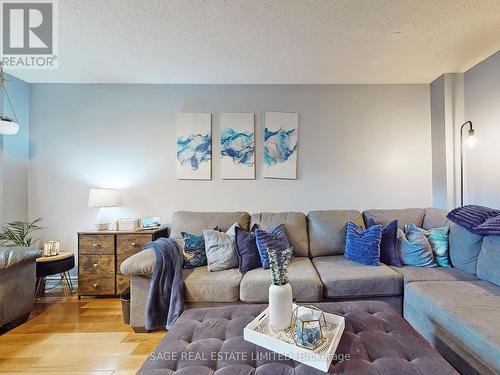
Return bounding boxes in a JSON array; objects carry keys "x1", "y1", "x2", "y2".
[{"x1": 203, "y1": 223, "x2": 239, "y2": 272}]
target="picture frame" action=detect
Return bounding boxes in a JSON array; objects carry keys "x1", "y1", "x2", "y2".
[{"x1": 141, "y1": 216, "x2": 162, "y2": 230}]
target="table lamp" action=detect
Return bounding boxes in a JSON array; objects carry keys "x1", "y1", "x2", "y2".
[{"x1": 88, "y1": 188, "x2": 122, "y2": 231}]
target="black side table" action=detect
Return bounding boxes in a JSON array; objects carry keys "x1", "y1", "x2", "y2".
[{"x1": 36, "y1": 252, "x2": 75, "y2": 301}]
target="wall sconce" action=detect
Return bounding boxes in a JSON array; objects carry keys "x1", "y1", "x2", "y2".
[
  {"x1": 0, "y1": 63, "x2": 20, "y2": 135},
  {"x1": 460, "y1": 121, "x2": 478, "y2": 207}
]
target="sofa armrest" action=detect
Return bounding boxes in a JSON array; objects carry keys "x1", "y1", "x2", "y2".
[
  {"x1": 120, "y1": 248, "x2": 156, "y2": 276},
  {"x1": 0, "y1": 247, "x2": 42, "y2": 272}
]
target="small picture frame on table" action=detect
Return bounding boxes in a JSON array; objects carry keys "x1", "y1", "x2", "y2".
[{"x1": 141, "y1": 216, "x2": 161, "y2": 230}]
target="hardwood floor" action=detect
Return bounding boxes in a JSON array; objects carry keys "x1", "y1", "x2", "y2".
[{"x1": 0, "y1": 288, "x2": 165, "y2": 374}]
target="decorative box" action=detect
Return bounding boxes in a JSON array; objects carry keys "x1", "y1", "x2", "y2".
[
  {"x1": 117, "y1": 218, "x2": 139, "y2": 231},
  {"x1": 244, "y1": 304, "x2": 345, "y2": 372}
]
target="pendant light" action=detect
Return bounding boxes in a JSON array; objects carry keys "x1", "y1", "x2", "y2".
[{"x1": 0, "y1": 63, "x2": 20, "y2": 135}]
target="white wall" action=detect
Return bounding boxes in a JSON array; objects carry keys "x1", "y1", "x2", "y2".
[
  {"x1": 430, "y1": 73, "x2": 465, "y2": 209},
  {"x1": 430, "y1": 76, "x2": 447, "y2": 208},
  {"x1": 464, "y1": 51, "x2": 500, "y2": 207},
  {"x1": 28, "y1": 84, "x2": 432, "y2": 257},
  {"x1": 0, "y1": 75, "x2": 29, "y2": 224}
]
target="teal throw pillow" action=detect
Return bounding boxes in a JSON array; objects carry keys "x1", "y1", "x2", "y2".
[
  {"x1": 426, "y1": 226, "x2": 451, "y2": 267},
  {"x1": 398, "y1": 224, "x2": 437, "y2": 267}
]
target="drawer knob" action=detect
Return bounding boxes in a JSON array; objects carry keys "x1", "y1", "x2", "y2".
[
  {"x1": 92, "y1": 283, "x2": 98, "y2": 289},
  {"x1": 131, "y1": 242, "x2": 137, "y2": 247},
  {"x1": 92, "y1": 263, "x2": 99, "y2": 268},
  {"x1": 92, "y1": 243, "x2": 100, "y2": 248}
]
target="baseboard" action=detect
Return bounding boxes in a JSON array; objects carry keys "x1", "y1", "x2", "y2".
[{"x1": 45, "y1": 275, "x2": 78, "y2": 289}]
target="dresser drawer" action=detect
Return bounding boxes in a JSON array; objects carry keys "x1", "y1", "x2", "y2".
[
  {"x1": 116, "y1": 234, "x2": 152, "y2": 274},
  {"x1": 79, "y1": 276, "x2": 115, "y2": 295},
  {"x1": 79, "y1": 255, "x2": 115, "y2": 276},
  {"x1": 79, "y1": 234, "x2": 114, "y2": 255}
]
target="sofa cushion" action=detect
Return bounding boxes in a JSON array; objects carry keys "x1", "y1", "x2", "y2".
[
  {"x1": 405, "y1": 281, "x2": 500, "y2": 374},
  {"x1": 170, "y1": 211, "x2": 250, "y2": 239},
  {"x1": 250, "y1": 212, "x2": 309, "y2": 257},
  {"x1": 307, "y1": 210, "x2": 364, "y2": 257},
  {"x1": 423, "y1": 207, "x2": 452, "y2": 230},
  {"x1": 391, "y1": 265, "x2": 478, "y2": 285},
  {"x1": 312, "y1": 255, "x2": 402, "y2": 298},
  {"x1": 477, "y1": 235, "x2": 500, "y2": 286},
  {"x1": 363, "y1": 208, "x2": 425, "y2": 229},
  {"x1": 182, "y1": 266, "x2": 242, "y2": 302},
  {"x1": 449, "y1": 223, "x2": 483, "y2": 274},
  {"x1": 240, "y1": 257, "x2": 322, "y2": 302}
]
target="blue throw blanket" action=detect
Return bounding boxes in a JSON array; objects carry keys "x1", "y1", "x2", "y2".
[
  {"x1": 145, "y1": 238, "x2": 184, "y2": 330},
  {"x1": 447, "y1": 205, "x2": 500, "y2": 235}
]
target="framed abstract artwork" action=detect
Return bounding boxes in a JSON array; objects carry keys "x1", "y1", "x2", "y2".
[
  {"x1": 220, "y1": 113, "x2": 255, "y2": 179},
  {"x1": 263, "y1": 112, "x2": 299, "y2": 179},
  {"x1": 176, "y1": 113, "x2": 212, "y2": 180}
]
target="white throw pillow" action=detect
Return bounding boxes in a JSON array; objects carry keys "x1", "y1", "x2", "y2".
[{"x1": 203, "y1": 223, "x2": 239, "y2": 272}]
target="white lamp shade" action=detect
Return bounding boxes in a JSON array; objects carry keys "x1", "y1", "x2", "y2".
[
  {"x1": 0, "y1": 119, "x2": 19, "y2": 135},
  {"x1": 465, "y1": 134, "x2": 478, "y2": 148},
  {"x1": 88, "y1": 188, "x2": 122, "y2": 207}
]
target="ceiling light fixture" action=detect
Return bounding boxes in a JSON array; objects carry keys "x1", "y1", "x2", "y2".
[{"x1": 0, "y1": 63, "x2": 20, "y2": 136}]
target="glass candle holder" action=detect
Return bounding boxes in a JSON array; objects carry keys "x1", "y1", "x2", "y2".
[
  {"x1": 292, "y1": 305, "x2": 327, "y2": 349},
  {"x1": 43, "y1": 240, "x2": 60, "y2": 257}
]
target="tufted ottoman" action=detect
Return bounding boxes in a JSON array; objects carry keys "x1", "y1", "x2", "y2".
[{"x1": 137, "y1": 301, "x2": 457, "y2": 375}]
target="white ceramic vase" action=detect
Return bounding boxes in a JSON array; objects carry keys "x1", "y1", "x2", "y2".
[{"x1": 269, "y1": 283, "x2": 293, "y2": 331}]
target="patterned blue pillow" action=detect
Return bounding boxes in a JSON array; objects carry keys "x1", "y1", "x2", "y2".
[
  {"x1": 344, "y1": 221, "x2": 382, "y2": 266},
  {"x1": 255, "y1": 224, "x2": 291, "y2": 269},
  {"x1": 181, "y1": 232, "x2": 207, "y2": 268},
  {"x1": 426, "y1": 226, "x2": 451, "y2": 267},
  {"x1": 180, "y1": 226, "x2": 222, "y2": 269}
]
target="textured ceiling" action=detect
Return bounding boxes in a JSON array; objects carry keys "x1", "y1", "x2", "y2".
[{"x1": 8, "y1": 0, "x2": 500, "y2": 84}]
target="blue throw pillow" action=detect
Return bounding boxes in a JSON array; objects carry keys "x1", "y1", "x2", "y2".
[
  {"x1": 181, "y1": 232, "x2": 207, "y2": 268},
  {"x1": 255, "y1": 224, "x2": 291, "y2": 269},
  {"x1": 398, "y1": 224, "x2": 437, "y2": 267},
  {"x1": 234, "y1": 225, "x2": 262, "y2": 274},
  {"x1": 344, "y1": 221, "x2": 382, "y2": 266},
  {"x1": 426, "y1": 226, "x2": 451, "y2": 267},
  {"x1": 367, "y1": 218, "x2": 401, "y2": 267}
]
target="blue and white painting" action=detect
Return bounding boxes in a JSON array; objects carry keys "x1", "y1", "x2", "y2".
[
  {"x1": 220, "y1": 113, "x2": 255, "y2": 179},
  {"x1": 264, "y1": 112, "x2": 298, "y2": 179},
  {"x1": 176, "y1": 113, "x2": 212, "y2": 180}
]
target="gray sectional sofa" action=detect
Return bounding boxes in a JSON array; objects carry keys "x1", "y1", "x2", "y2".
[{"x1": 121, "y1": 208, "x2": 500, "y2": 375}]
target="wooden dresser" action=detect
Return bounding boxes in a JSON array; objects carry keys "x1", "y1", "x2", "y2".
[{"x1": 78, "y1": 227, "x2": 168, "y2": 297}]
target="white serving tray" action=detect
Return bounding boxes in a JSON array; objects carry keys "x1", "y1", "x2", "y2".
[{"x1": 244, "y1": 304, "x2": 345, "y2": 372}]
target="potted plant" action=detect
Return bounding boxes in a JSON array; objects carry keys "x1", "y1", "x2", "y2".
[
  {"x1": 0, "y1": 218, "x2": 43, "y2": 247},
  {"x1": 267, "y1": 247, "x2": 293, "y2": 331}
]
